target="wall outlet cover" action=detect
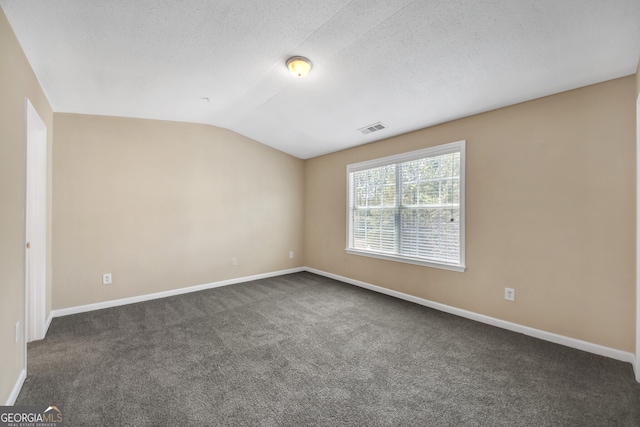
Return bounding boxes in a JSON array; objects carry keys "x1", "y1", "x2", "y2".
[{"x1": 504, "y1": 288, "x2": 515, "y2": 301}]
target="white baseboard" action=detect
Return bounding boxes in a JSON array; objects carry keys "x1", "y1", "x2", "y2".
[
  {"x1": 44, "y1": 311, "x2": 53, "y2": 337},
  {"x1": 5, "y1": 369, "x2": 26, "y2": 406},
  {"x1": 51, "y1": 267, "x2": 305, "y2": 318},
  {"x1": 306, "y1": 267, "x2": 636, "y2": 366}
]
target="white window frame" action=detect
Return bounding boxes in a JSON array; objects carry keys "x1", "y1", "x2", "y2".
[{"x1": 345, "y1": 140, "x2": 466, "y2": 272}]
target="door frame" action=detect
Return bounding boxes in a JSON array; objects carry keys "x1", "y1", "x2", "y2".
[
  {"x1": 636, "y1": 92, "x2": 640, "y2": 382},
  {"x1": 24, "y1": 98, "x2": 47, "y2": 348}
]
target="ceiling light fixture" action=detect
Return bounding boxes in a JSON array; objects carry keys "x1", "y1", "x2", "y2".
[{"x1": 286, "y1": 56, "x2": 312, "y2": 78}]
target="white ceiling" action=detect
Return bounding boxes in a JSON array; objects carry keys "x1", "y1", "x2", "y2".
[{"x1": 2, "y1": 1, "x2": 639, "y2": 159}]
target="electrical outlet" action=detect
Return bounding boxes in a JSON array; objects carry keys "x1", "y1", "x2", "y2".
[
  {"x1": 504, "y1": 288, "x2": 515, "y2": 301},
  {"x1": 15, "y1": 321, "x2": 19, "y2": 343},
  {"x1": 103, "y1": 273, "x2": 112, "y2": 285},
  {"x1": 232, "y1": 258, "x2": 237, "y2": 266},
  {"x1": 289, "y1": 251, "x2": 294, "y2": 259}
]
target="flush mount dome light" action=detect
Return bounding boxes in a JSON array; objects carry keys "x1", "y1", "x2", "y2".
[{"x1": 286, "y1": 56, "x2": 312, "y2": 78}]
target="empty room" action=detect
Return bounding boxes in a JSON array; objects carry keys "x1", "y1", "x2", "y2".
[{"x1": 1, "y1": 1, "x2": 640, "y2": 425}]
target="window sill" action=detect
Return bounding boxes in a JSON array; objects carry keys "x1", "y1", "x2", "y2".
[{"x1": 345, "y1": 249, "x2": 466, "y2": 272}]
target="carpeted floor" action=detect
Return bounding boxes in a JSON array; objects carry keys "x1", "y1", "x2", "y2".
[{"x1": 17, "y1": 272, "x2": 640, "y2": 426}]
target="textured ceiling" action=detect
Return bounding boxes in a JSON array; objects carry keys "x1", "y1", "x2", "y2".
[{"x1": 2, "y1": 1, "x2": 639, "y2": 159}]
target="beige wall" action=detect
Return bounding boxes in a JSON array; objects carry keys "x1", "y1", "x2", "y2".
[
  {"x1": 305, "y1": 76, "x2": 636, "y2": 352},
  {"x1": 53, "y1": 114, "x2": 304, "y2": 309},
  {"x1": 0, "y1": 8, "x2": 53, "y2": 403}
]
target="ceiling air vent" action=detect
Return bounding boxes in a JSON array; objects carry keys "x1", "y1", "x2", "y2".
[{"x1": 358, "y1": 122, "x2": 387, "y2": 135}]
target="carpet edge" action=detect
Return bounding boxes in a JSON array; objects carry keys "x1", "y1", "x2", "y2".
[
  {"x1": 306, "y1": 267, "x2": 636, "y2": 368},
  {"x1": 50, "y1": 267, "x2": 306, "y2": 318},
  {"x1": 47, "y1": 265, "x2": 636, "y2": 379}
]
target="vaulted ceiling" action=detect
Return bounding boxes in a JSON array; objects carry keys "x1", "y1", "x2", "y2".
[{"x1": 2, "y1": 1, "x2": 639, "y2": 159}]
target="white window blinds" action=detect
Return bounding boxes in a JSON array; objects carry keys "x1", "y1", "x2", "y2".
[{"x1": 347, "y1": 141, "x2": 465, "y2": 271}]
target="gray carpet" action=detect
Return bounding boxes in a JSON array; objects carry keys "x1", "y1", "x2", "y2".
[{"x1": 17, "y1": 272, "x2": 640, "y2": 426}]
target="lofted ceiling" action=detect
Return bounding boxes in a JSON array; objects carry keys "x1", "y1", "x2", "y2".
[{"x1": 1, "y1": 1, "x2": 639, "y2": 159}]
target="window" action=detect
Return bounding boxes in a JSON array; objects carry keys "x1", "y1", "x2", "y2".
[{"x1": 346, "y1": 140, "x2": 465, "y2": 271}]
